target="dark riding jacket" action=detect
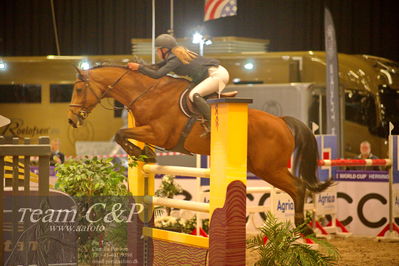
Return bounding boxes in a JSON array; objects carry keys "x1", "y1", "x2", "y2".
[{"x1": 138, "y1": 53, "x2": 220, "y2": 84}]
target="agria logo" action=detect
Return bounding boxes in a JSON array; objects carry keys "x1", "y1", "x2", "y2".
[
  {"x1": 276, "y1": 200, "x2": 294, "y2": 213},
  {"x1": 318, "y1": 194, "x2": 335, "y2": 206}
]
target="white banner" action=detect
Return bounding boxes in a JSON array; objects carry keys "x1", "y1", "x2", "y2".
[
  {"x1": 314, "y1": 186, "x2": 337, "y2": 215},
  {"x1": 271, "y1": 191, "x2": 295, "y2": 223},
  {"x1": 336, "y1": 181, "x2": 389, "y2": 236}
]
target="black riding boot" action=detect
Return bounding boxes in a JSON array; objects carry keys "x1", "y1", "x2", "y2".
[{"x1": 193, "y1": 93, "x2": 211, "y2": 121}]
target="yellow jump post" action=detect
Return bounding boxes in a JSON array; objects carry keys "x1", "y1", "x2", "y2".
[
  {"x1": 207, "y1": 98, "x2": 251, "y2": 265},
  {"x1": 128, "y1": 98, "x2": 252, "y2": 266}
]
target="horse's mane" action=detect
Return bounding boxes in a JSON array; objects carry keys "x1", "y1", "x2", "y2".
[
  {"x1": 88, "y1": 64, "x2": 128, "y2": 70},
  {"x1": 88, "y1": 56, "x2": 146, "y2": 70}
]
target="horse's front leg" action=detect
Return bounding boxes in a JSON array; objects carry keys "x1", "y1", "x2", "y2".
[{"x1": 115, "y1": 126, "x2": 158, "y2": 162}]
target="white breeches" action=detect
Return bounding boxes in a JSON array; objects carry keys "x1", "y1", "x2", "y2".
[{"x1": 189, "y1": 65, "x2": 230, "y2": 101}]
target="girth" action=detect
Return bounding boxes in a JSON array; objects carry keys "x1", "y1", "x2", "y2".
[{"x1": 170, "y1": 84, "x2": 201, "y2": 155}]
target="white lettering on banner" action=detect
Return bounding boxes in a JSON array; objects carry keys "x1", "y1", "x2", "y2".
[
  {"x1": 336, "y1": 172, "x2": 389, "y2": 182},
  {"x1": 368, "y1": 174, "x2": 389, "y2": 180}
]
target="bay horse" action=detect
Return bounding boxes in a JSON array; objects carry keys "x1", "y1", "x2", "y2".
[{"x1": 68, "y1": 65, "x2": 332, "y2": 230}]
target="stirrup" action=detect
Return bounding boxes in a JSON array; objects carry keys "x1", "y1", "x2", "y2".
[{"x1": 200, "y1": 119, "x2": 210, "y2": 137}]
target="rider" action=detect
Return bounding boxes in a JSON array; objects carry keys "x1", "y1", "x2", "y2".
[{"x1": 127, "y1": 34, "x2": 229, "y2": 121}]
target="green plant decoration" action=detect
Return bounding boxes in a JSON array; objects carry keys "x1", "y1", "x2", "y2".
[
  {"x1": 155, "y1": 175, "x2": 182, "y2": 216},
  {"x1": 247, "y1": 212, "x2": 340, "y2": 266},
  {"x1": 55, "y1": 157, "x2": 131, "y2": 265}
]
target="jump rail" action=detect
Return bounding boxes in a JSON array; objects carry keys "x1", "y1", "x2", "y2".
[
  {"x1": 319, "y1": 158, "x2": 392, "y2": 167},
  {"x1": 145, "y1": 196, "x2": 210, "y2": 213},
  {"x1": 143, "y1": 164, "x2": 210, "y2": 178}
]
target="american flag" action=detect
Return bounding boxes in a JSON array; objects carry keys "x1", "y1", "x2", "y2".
[{"x1": 204, "y1": 0, "x2": 237, "y2": 21}]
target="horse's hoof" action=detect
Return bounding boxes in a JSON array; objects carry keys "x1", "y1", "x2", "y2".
[
  {"x1": 302, "y1": 225, "x2": 315, "y2": 236},
  {"x1": 141, "y1": 145, "x2": 157, "y2": 163},
  {"x1": 124, "y1": 143, "x2": 142, "y2": 157},
  {"x1": 144, "y1": 156, "x2": 157, "y2": 163},
  {"x1": 142, "y1": 145, "x2": 156, "y2": 157}
]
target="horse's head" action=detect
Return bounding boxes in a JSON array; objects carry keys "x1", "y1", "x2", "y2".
[{"x1": 68, "y1": 66, "x2": 103, "y2": 128}]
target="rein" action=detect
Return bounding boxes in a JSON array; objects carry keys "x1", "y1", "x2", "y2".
[{"x1": 127, "y1": 79, "x2": 161, "y2": 109}]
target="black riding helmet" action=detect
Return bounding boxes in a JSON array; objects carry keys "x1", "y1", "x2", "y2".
[{"x1": 155, "y1": 34, "x2": 177, "y2": 49}]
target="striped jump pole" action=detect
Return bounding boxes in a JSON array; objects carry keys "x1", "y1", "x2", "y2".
[
  {"x1": 319, "y1": 158, "x2": 392, "y2": 167},
  {"x1": 128, "y1": 98, "x2": 252, "y2": 266}
]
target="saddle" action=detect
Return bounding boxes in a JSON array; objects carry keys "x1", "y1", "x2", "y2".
[
  {"x1": 179, "y1": 85, "x2": 238, "y2": 119},
  {"x1": 170, "y1": 84, "x2": 238, "y2": 155}
]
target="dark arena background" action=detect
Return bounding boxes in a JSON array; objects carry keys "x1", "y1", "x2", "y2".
[{"x1": 0, "y1": 0, "x2": 398, "y2": 61}]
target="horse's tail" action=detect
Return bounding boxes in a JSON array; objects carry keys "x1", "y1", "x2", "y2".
[{"x1": 282, "y1": 116, "x2": 333, "y2": 193}]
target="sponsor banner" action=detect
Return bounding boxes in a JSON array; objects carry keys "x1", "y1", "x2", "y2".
[
  {"x1": 271, "y1": 191, "x2": 295, "y2": 223},
  {"x1": 154, "y1": 177, "x2": 279, "y2": 227},
  {"x1": 336, "y1": 181, "x2": 390, "y2": 236},
  {"x1": 160, "y1": 175, "x2": 393, "y2": 236},
  {"x1": 156, "y1": 176, "x2": 295, "y2": 226},
  {"x1": 315, "y1": 186, "x2": 337, "y2": 215},
  {"x1": 335, "y1": 170, "x2": 389, "y2": 182}
]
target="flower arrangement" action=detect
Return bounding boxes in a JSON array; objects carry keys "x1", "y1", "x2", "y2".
[
  {"x1": 154, "y1": 216, "x2": 187, "y2": 232},
  {"x1": 153, "y1": 175, "x2": 209, "y2": 234},
  {"x1": 154, "y1": 214, "x2": 209, "y2": 234}
]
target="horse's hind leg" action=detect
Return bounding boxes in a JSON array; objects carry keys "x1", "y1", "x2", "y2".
[{"x1": 262, "y1": 169, "x2": 310, "y2": 232}]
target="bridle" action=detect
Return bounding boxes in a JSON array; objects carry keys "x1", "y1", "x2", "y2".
[
  {"x1": 69, "y1": 68, "x2": 161, "y2": 121},
  {"x1": 69, "y1": 69, "x2": 130, "y2": 120}
]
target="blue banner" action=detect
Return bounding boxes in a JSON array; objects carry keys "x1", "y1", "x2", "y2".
[
  {"x1": 335, "y1": 170, "x2": 389, "y2": 182},
  {"x1": 324, "y1": 7, "x2": 341, "y2": 156},
  {"x1": 316, "y1": 135, "x2": 337, "y2": 181}
]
